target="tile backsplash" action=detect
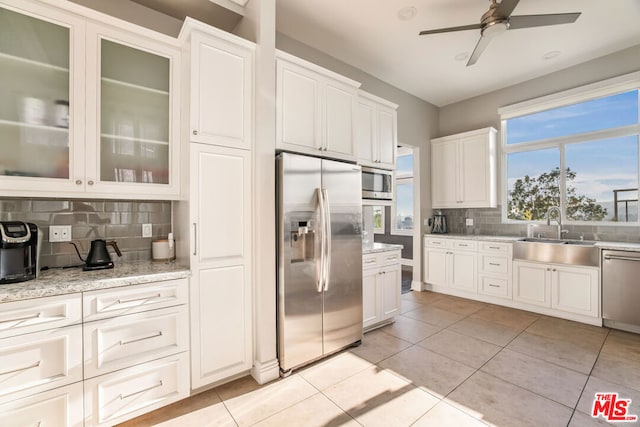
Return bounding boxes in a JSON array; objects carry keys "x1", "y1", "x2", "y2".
[
  {"x1": 439, "y1": 206, "x2": 640, "y2": 242},
  {"x1": 0, "y1": 198, "x2": 171, "y2": 268}
]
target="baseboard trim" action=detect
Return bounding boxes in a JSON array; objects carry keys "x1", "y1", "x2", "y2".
[
  {"x1": 251, "y1": 358, "x2": 280, "y2": 385},
  {"x1": 411, "y1": 280, "x2": 423, "y2": 292}
]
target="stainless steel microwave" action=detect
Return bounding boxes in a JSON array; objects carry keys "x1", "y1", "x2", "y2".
[{"x1": 361, "y1": 166, "x2": 393, "y2": 200}]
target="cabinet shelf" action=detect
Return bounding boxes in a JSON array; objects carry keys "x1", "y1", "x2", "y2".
[
  {"x1": 101, "y1": 77, "x2": 169, "y2": 96},
  {"x1": 101, "y1": 133, "x2": 168, "y2": 146},
  {"x1": 0, "y1": 51, "x2": 68, "y2": 72},
  {"x1": 0, "y1": 119, "x2": 69, "y2": 133}
]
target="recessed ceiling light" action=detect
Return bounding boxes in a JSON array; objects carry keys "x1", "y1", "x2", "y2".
[
  {"x1": 454, "y1": 52, "x2": 470, "y2": 61},
  {"x1": 398, "y1": 6, "x2": 417, "y2": 21},
  {"x1": 542, "y1": 50, "x2": 561, "y2": 60}
]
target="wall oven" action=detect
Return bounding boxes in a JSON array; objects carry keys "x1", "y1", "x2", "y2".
[{"x1": 361, "y1": 166, "x2": 393, "y2": 201}]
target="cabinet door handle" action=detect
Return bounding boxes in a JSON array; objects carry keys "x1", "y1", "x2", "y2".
[
  {"x1": 193, "y1": 223, "x2": 197, "y2": 256},
  {"x1": 0, "y1": 361, "x2": 41, "y2": 376},
  {"x1": 88, "y1": 180, "x2": 94, "y2": 186},
  {"x1": 120, "y1": 331, "x2": 163, "y2": 346},
  {"x1": 546, "y1": 268, "x2": 551, "y2": 271},
  {"x1": 193, "y1": 130, "x2": 198, "y2": 135},
  {"x1": 116, "y1": 293, "x2": 162, "y2": 305},
  {"x1": 75, "y1": 179, "x2": 82, "y2": 185},
  {"x1": 0, "y1": 311, "x2": 41, "y2": 326},
  {"x1": 120, "y1": 381, "x2": 163, "y2": 400},
  {"x1": 552, "y1": 268, "x2": 557, "y2": 272}
]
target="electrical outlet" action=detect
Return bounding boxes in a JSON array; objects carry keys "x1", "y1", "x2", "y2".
[
  {"x1": 142, "y1": 223, "x2": 152, "y2": 238},
  {"x1": 466, "y1": 218, "x2": 474, "y2": 226},
  {"x1": 50, "y1": 225, "x2": 72, "y2": 242}
]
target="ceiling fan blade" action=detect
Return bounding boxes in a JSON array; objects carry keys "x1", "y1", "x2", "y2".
[
  {"x1": 419, "y1": 23, "x2": 481, "y2": 36},
  {"x1": 495, "y1": 0, "x2": 521, "y2": 18},
  {"x1": 509, "y1": 13, "x2": 581, "y2": 30},
  {"x1": 467, "y1": 36, "x2": 492, "y2": 66}
]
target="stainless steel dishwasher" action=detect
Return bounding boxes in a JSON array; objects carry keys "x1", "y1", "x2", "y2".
[{"x1": 602, "y1": 249, "x2": 640, "y2": 334}]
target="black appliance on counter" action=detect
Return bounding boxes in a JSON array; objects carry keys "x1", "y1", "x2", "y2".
[
  {"x1": 70, "y1": 239, "x2": 122, "y2": 271},
  {"x1": 0, "y1": 221, "x2": 40, "y2": 284},
  {"x1": 428, "y1": 211, "x2": 448, "y2": 234}
]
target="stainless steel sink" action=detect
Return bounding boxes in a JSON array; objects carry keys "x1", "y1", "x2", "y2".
[{"x1": 514, "y1": 238, "x2": 599, "y2": 266}]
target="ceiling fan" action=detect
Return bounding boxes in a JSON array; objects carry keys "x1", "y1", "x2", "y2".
[{"x1": 419, "y1": 0, "x2": 581, "y2": 66}]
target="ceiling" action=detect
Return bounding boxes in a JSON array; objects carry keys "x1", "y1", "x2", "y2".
[{"x1": 275, "y1": 0, "x2": 640, "y2": 107}]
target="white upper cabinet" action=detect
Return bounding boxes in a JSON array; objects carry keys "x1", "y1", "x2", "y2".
[
  {"x1": 182, "y1": 18, "x2": 254, "y2": 150},
  {"x1": 356, "y1": 90, "x2": 398, "y2": 170},
  {"x1": 276, "y1": 51, "x2": 360, "y2": 162},
  {"x1": 0, "y1": 0, "x2": 181, "y2": 199},
  {"x1": 431, "y1": 127, "x2": 497, "y2": 208}
]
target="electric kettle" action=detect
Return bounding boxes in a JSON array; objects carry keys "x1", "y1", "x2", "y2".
[
  {"x1": 428, "y1": 211, "x2": 448, "y2": 234},
  {"x1": 69, "y1": 239, "x2": 122, "y2": 271}
]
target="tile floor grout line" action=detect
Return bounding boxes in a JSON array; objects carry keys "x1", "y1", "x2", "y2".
[{"x1": 215, "y1": 389, "x2": 241, "y2": 427}]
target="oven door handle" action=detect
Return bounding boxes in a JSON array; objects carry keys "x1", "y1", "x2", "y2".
[{"x1": 604, "y1": 255, "x2": 640, "y2": 262}]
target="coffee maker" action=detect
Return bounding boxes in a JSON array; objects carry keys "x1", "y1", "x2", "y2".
[{"x1": 0, "y1": 221, "x2": 41, "y2": 284}]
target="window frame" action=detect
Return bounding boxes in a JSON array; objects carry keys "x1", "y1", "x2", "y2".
[
  {"x1": 499, "y1": 71, "x2": 640, "y2": 226},
  {"x1": 391, "y1": 146, "x2": 414, "y2": 236}
]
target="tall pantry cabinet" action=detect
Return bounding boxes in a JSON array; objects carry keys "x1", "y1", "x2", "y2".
[{"x1": 176, "y1": 18, "x2": 255, "y2": 390}]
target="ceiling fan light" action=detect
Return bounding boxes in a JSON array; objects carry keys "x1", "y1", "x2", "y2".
[{"x1": 481, "y1": 20, "x2": 509, "y2": 38}]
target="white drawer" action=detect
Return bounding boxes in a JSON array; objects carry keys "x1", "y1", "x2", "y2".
[
  {"x1": 0, "y1": 294, "x2": 82, "y2": 339},
  {"x1": 0, "y1": 324, "x2": 83, "y2": 403},
  {"x1": 480, "y1": 241, "x2": 512, "y2": 253},
  {"x1": 424, "y1": 237, "x2": 452, "y2": 248},
  {"x1": 83, "y1": 278, "x2": 188, "y2": 322},
  {"x1": 84, "y1": 352, "x2": 189, "y2": 427},
  {"x1": 379, "y1": 250, "x2": 401, "y2": 266},
  {"x1": 84, "y1": 305, "x2": 188, "y2": 378},
  {"x1": 362, "y1": 253, "x2": 379, "y2": 268},
  {"x1": 480, "y1": 254, "x2": 509, "y2": 275},
  {"x1": 452, "y1": 240, "x2": 477, "y2": 251},
  {"x1": 0, "y1": 382, "x2": 84, "y2": 427},
  {"x1": 479, "y1": 275, "x2": 510, "y2": 299}
]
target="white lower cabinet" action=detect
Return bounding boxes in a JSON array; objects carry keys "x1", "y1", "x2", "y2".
[
  {"x1": 363, "y1": 250, "x2": 401, "y2": 330},
  {"x1": 0, "y1": 382, "x2": 84, "y2": 427},
  {"x1": 423, "y1": 238, "x2": 477, "y2": 293},
  {"x1": 84, "y1": 352, "x2": 189, "y2": 426},
  {"x1": 513, "y1": 260, "x2": 600, "y2": 318}
]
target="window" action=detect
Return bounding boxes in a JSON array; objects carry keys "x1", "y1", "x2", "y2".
[
  {"x1": 500, "y1": 74, "x2": 640, "y2": 224},
  {"x1": 373, "y1": 206, "x2": 385, "y2": 234},
  {"x1": 392, "y1": 146, "x2": 414, "y2": 235}
]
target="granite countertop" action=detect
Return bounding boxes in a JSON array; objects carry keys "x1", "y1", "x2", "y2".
[
  {"x1": 594, "y1": 241, "x2": 640, "y2": 251},
  {"x1": 363, "y1": 242, "x2": 404, "y2": 254},
  {"x1": 0, "y1": 260, "x2": 190, "y2": 304}
]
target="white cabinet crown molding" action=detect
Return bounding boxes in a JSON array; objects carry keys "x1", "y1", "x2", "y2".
[
  {"x1": 178, "y1": 16, "x2": 255, "y2": 50},
  {"x1": 358, "y1": 89, "x2": 398, "y2": 110},
  {"x1": 276, "y1": 50, "x2": 361, "y2": 89}
]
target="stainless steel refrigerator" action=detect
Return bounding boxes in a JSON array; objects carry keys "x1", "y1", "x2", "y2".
[{"x1": 277, "y1": 152, "x2": 363, "y2": 375}]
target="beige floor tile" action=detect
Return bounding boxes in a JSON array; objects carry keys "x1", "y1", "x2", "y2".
[
  {"x1": 507, "y1": 331, "x2": 599, "y2": 374},
  {"x1": 576, "y1": 376, "x2": 640, "y2": 418},
  {"x1": 117, "y1": 389, "x2": 235, "y2": 427},
  {"x1": 379, "y1": 345, "x2": 476, "y2": 398},
  {"x1": 601, "y1": 329, "x2": 640, "y2": 359},
  {"x1": 447, "y1": 371, "x2": 573, "y2": 427},
  {"x1": 350, "y1": 328, "x2": 412, "y2": 364},
  {"x1": 401, "y1": 290, "x2": 446, "y2": 305},
  {"x1": 480, "y1": 348, "x2": 588, "y2": 408},
  {"x1": 418, "y1": 329, "x2": 501, "y2": 369},
  {"x1": 299, "y1": 351, "x2": 373, "y2": 390},
  {"x1": 525, "y1": 316, "x2": 608, "y2": 350},
  {"x1": 430, "y1": 296, "x2": 486, "y2": 316},
  {"x1": 378, "y1": 315, "x2": 442, "y2": 344},
  {"x1": 323, "y1": 366, "x2": 439, "y2": 427},
  {"x1": 469, "y1": 305, "x2": 539, "y2": 330},
  {"x1": 413, "y1": 401, "x2": 492, "y2": 426},
  {"x1": 216, "y1": 375, "x2": 317, "y2": 426},
  {"x1": 568, "y1": 411, "x2": 612, "y2": 427},
  {"x1": 403, "y1": 305, "x2": 466, "y2": 328},
  {"x1": 252, "y1": 393, "x2": 359, "y2": 427},
  {"x1": 448, "y1": 317, "x2": 523, "y2": 346},
  {"x1": 592, "y1": 351, "x2": 640, "y2": 392},
  {"x1": 399, "y1": 298, "x2": 424, "y2": 314}
]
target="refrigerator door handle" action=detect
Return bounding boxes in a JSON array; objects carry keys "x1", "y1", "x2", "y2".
[
  {"x1": 316, "y1": 188, "x2": 326, "y2": 293},
  {"x1": 322, "y1": 188, "x2": 331, "y2": 292}
]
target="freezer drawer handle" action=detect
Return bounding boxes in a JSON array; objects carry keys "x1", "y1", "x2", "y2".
[
  {"x1": 119, "y1": 331, "x2": 163, "y2": 346},
  {"x1": 0, "y1": 360, "x2": 41, "y2": 376},
  {"x1": 120, "y1": 381, "x2": 164, "y2": 400},
  {"x1": 0, "y1": 311, "x2": 41, "y2": 325},
  {"x1": 116, "y1": 293, "x2": 162, "y2": 305},
  {"x1": 604, "y1": 255, "x2": 640, "y2": 262}
]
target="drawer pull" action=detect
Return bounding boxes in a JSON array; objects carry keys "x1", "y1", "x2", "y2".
[
  {"x1": 119, "y1": 331, "x2": 163, "y2": 346},
  {"x1": 364, "y1": 259, "x2": 376, "y2": 264},
  {"x1": 459, "y1": 244, "x2": 468, "y2": 247},
  {"x1": 488, "y1": 284, "x2": 500, "y2": 288},
  {"x1": 0, "y1": 360, "x2": 41, "y2": 376},
  {"x1": 119, "y1": 380, "x2": 163, "y2": 400},
  {"x1": 488, "y1": 262, "x2": 501, "y2": 266},
  {"x1": 0, "y1": 311, "x2": 41, "y2": 326},
  {"x1": 385, "y1": 255, "x2": 398, "y2": 260},
  {"x1": 489, "y1": 246, "x2": 500, "y2": 249},
  {"x1": 116, "y1": 293, "x2": 162, "y2": 305}
]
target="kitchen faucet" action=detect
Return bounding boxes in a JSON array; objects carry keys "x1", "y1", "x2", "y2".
[{"x1": 546, "y1": 206, "x2": 568, "y2": 239}]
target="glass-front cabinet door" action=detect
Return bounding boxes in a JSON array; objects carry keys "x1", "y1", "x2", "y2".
[
  {"x1": 0, "y1": 2, "x2": 85, "y2": 195},
  {"x1": 85, "y1": 23, "x2": 180, "y2": 197}
]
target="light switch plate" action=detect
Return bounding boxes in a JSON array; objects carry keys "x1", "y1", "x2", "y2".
[
  {"x1": 50, "y1": 225, "x2": 72, "y2": 242},
  {"x1": 465, "y1": 218, "x2": 474, "y2": 226},
  {"x1": 142, "y1": 223, "x2": 152, "y2": 238}
]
